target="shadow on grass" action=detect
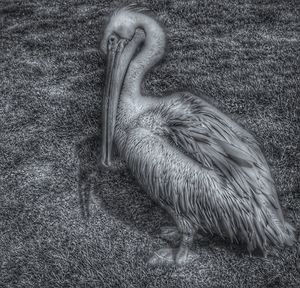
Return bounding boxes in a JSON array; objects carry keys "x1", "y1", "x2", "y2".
[
  {"x1": 75, "y1": 135, "x2": 295, "y2": 260},
  {"x1": 76, "y1": 134, "x2": 173, "y2": 236},
  {"x1": 76, "y1": 135, "x2": 101, "y2": 219}
]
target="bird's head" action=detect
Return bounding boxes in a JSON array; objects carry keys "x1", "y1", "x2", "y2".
[
  {"x1": 100, "y1": 7, "x2": 146, "y2": 168},
  {"x1": 101, "y1": 10, "x2": 142, "y2": 53}
]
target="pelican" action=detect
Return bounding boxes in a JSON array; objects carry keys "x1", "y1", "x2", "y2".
[{"x1": 100, "y1": 6, "x2": 295, "y2": 265}]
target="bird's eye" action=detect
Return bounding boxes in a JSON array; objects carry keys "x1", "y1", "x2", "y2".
[{"x1": 108, "y1": 34, "x2": 118, "y2": 44}]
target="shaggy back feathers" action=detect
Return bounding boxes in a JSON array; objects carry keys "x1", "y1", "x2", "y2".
[{"x1": 156, "y1": 93, "x2": 295, "y2": 252}]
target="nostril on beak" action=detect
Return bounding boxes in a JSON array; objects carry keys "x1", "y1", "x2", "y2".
[{"x1": 108, "y1": 35, "x2": 118, "y2": 45}]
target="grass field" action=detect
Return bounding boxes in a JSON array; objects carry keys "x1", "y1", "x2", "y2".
[{"x1": 1, "y1": 0, "x2": 299, "y2": 287}]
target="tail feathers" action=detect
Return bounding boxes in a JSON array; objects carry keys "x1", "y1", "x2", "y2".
[
  {"x1": 246, "y1": 209, "x2": 296, "y2": 252},
  {"x1": 265, "y1": 220, "x2": 296, "y2": 248},
  {"x1": 282, "y1": 222, "x2": 296, "y2": 246}
]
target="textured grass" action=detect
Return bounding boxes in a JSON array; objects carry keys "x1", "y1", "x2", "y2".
[{"x1": 0, "y1": 0, "x2": 299, "y2": 287}]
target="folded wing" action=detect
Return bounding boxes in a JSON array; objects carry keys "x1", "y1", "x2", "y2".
[{"x1": 158, "y1": 93, "x2": 294, "y2": 250}]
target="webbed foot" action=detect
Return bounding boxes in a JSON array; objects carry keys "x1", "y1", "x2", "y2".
[
  {"x1": 175, "y1": 247, "x2": 199, "y2": 265},
  {"x1": 148, "y1": 248, "x2": 176, "y2": 265}
]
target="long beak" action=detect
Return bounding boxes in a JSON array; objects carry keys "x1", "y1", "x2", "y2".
[
  {"x1": 101, "y1": 30, "x2": 145, "y2": 168},
  {"x1": 101, "y1": 39, "x2": 127, "y2": 167}
]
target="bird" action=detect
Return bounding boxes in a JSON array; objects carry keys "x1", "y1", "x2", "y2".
[{"x1": 99, "y1": 5, "x2": 295, "y2": 265}]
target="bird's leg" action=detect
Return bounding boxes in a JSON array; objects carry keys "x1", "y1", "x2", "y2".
[
  {"x1": 175, "y1": 232, "x2": 198, "y2": 265},
  {"x1": 160, "y1": 226, "x2": 180, "y2": 241},
  {"x1": 160, "y1": 225, "x2": 206, "y2": 242},
  {"x1": 147, "y1": 226, "x2": 180, "y2": 265},
  {"x1": 147, "y1": 225, "x2": 178, "y2": 265},
  {"x1": 148, "y1": 215, "x2": 198, "y2": 265},
  {"x1": 172, "y1": 215, "x2": 199, "y2": 265},
  {"x1": 147, "y1": 247, "x2": 176, "y2": 265}
]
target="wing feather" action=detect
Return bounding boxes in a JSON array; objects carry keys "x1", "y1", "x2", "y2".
[
  {"x1": 154, "y1": 93, "x2": 295, "y2": 250},
  {"x1": 160, "y1": 94, "x2": 274, "y2": 202}
]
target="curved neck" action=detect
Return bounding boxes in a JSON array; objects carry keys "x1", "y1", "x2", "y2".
[{"x1": 122, "y1": 14, "x2": 166, "y2": 98}]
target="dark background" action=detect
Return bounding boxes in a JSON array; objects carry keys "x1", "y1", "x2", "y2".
[{"x1": 1, "y1": 0, "x2": 299, "y2": 287}]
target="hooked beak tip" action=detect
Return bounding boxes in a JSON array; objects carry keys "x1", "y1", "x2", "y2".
[{"x1": 100, "y1": 159, "x2": 111, "y2": 169}]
